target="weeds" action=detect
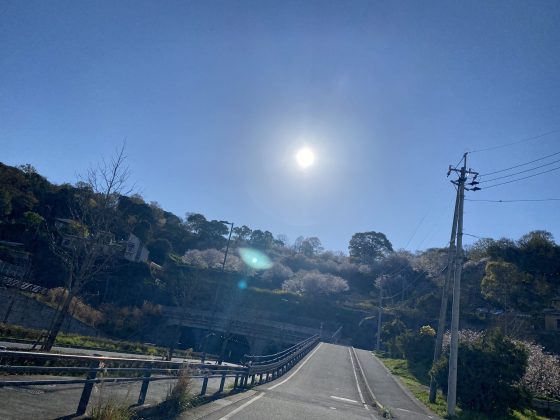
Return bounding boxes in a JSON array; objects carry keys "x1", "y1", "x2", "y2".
[
  {"x1": 90, "y1": 399, "x2": 133, "y2": 420},
  {"x1": 157, "y1": 367, "x2": 194, "y2": 418}
]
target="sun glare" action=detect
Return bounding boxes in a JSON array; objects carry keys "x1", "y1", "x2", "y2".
[{"x1": 296, "y1": 147, "x2": 315, "y2": 169}]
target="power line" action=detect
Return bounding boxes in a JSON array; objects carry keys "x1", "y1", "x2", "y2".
[
  {"x1": 478, "y1": 157, "x2": 560, "y2": 183},
  {"x1": 468, "y1": 128, "x2": 560, "y2": 154},
  {"x1": 466, "y1": 198, "x2": 560, "y2": 202},
  {"x1": 463, "y1": 233, "x2": 484, "y2": 239},
  {"x1": 481, "y1": 165, "x2": 560, "y2": 189},
  {"x1": 479, "y1": 151, "x2": 560, "y2": 177}
]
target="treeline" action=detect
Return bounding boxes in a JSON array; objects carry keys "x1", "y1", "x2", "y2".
[{"x1": 1, "y1": 161, "x2": 559, "y2": 353}]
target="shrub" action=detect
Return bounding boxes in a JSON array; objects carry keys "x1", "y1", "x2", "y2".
[
  {"x1": 158, "y1": 367, "x2": 193, "y2": 417},
  {"x1": 381, "y1": 319, "x2": 407, "y2": 358},
  {"x1": 520, "y1": 341, "x2": 560, "y2": 400},
  {"x1": 398, "y1": 325, "x2": 435, "y2": 367},
  {"x1": 432, "y1": 329, "x2": 528, "y2": 415}
]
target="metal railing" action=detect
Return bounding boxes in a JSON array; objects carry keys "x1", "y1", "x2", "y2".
[
  {"x1": 0, "y1": 334, "x2": 320, "y2": 416},
  {"x1": 242, "y1": 334, "x2": 320, "y2": 385}
]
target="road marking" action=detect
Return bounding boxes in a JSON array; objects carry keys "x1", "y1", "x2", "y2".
[
  {"x1": 267, "y1": 342, "x2": 323, "y2": 390},
  {"x1": 330, "y1": 407, "x2": 337, "y2": 410},
  {"x1": 330, "y1": 395, "x2": 359, "y2": 404},
  {"x1": 348, "y1": 347, "x2": 369, "y2": 411},
  {"x1": 352, "y1": 346, "x2": 385, "y2": 413},
  {"x1": 218, "y1": 392, "x2": 264, "y2": 420}
]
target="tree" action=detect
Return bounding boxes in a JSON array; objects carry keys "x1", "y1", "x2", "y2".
[
  {"x1": 42, "y1": 144, "x2": 132, "y2": 351},
  {"x1": 147, "y1": 238, "x2": 172, "y2": 265},
  {"x1": 232, "y1": 225, "x2": 252, "y2": 245},
  {"x1": 282, "y1": 270, "x2": 349, "y2": 297},
  {"x1": 301, "y1": 237, "x2": 323, "y2": 257},
  {"x1": 349, "y1": 231, "x2": 393, "y2": 264},
  {"x1": 184, "y1": 213, "x2": 229, "y2": 250},
  {"x1": 433, "y1": 330, "x2": 528, "y2": 415},
  {"x1": 249, "y1": 229, "x2": 274, "y2": 250},
  {"x1": 481, "y1": 260, "x2": 535, "y2": 313}
]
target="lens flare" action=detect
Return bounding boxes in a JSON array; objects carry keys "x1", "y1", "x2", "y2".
[
  {"x1": 237, "y1": 279, "x2": 248, "y2": 289},
  {"x1": 238, "y1": 247, "x2": 273, "y2": 270}
]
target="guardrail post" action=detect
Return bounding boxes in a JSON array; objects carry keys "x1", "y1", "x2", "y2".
[
  {"x1": 251, "y1": 374, "x2": 255, "y2": 385},
  {"x1": 137, "y1": 362, "x2": 153, "y2": 405},
  {"x1": 259, "y1": 373, "x2": 263, "y2": 384},
  {"x1": 233, "y1": 374, "x2": 239, "y2": 389},
  {"x1": 218, "y1": 372, "x2": 226, "y2": 393},
  {"x1": 200, "y1": 375, "x2": 209, "y2": 396},
  {"x1": 76, "y1": 359, "x2": 100, "y2": 416}
]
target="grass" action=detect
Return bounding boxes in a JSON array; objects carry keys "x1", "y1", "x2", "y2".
[
  {"x1": 90, "y1": 399, "x2": 133, "y2": 420},
  {"x1": 156, "y1": 368, "x2": 195, "y2": 418},
  {"x1": 375, "y1": 354, "x2": 549, "y2": 420},
  {"x1": 0, "y1": 322, "x2": 192, "y2": 359}
]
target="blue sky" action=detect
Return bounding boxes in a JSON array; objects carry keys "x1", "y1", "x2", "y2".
[{"x1": 2, "y1": 1, "x2": 560, "y2": 253}]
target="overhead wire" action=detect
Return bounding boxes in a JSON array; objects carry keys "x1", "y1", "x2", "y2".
[
  {"x1": 466, "y1": 198, "x2": 560, "y2": 203},
  {"x1": 479, "y1": 150, "x2": 560, "y2": 177},
  {"x1": 478, "y1": 157, "x2": 560, "y2": 184},
  {"x1": 468, "y1": 128, "x2": 560, "y2": 154},
  {"x1": 480, "y1": 165, "x2": 560, "y2": 189}
]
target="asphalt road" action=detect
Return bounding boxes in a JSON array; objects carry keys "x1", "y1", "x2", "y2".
[
  {"x1": 198, "y1": 343, "x2": 376, "y2": 420},
  {"x1": 195, "y1": 343, "x2": 439, "y2": 420}
]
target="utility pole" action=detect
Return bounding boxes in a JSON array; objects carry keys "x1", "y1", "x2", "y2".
[
  {"x1": 201, "y1": 221, "x2": 234, "y2": 364},
  {"x1": 446, "y1": 153, "x2": 479, "y2": 416},
  {"x1": 429, "y1": 183, "x2": 460, "y2": 403},
  {"x1": 376, "y1": 276, "x2": 383, "y2": 352}
]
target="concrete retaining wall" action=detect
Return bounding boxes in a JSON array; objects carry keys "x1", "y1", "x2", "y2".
[{"x1": 0, "y1": 287, "x2": 99, "y2": 336}]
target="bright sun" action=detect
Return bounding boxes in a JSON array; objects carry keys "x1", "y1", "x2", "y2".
[{"x1": 296, "y1": 147, "x2": 315, "y2": 169}]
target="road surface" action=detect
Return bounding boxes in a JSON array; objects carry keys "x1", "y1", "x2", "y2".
[{"x1": 192, "y1": 343, "x2": 438, "y2": 420}]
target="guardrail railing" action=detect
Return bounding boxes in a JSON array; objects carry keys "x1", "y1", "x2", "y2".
[
  {"x1": 242, "y1": 334, "x2": 320, "y2": 386},
  {"x1": 0, "y1": 334, "x2": 320, "y2": 416}
]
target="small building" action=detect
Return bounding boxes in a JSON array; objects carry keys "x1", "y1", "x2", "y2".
[
  {"x1": 123, "y1": 233, "x2": 149, "y2": 263},
  {"x1": 544, "y1": 298, "x2": 560, "y2": 332}
]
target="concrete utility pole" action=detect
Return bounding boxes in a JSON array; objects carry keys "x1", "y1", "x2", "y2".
[
  {"x1": 429, "y1": 184, "x2": 460, "y2": 403},
  {"x1": 376, "y1": 277, "x2": 383, "y2": 352},
  {"x1": 446, "y1": 153, "x2": 479, "y2": 416},
  {"x1": 201, "y1": 221, "x2": 234, "y2": 364}
]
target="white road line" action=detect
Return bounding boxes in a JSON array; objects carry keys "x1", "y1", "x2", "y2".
[
  {"x1": 352, "y1": 346, "x2": 384, "y2": 413},
  {"x1": 218, "y1": 393, "x2": 265, "y2": 420},
  {"x1": 330, "y1": 395, "x2": 359, "y2": 404},
  {"x1": 267, "y1": 342, "x2": 323, "y2": 390},
  {"x1": 348, "y1": 347, "x2": 369, "y2": 411}
]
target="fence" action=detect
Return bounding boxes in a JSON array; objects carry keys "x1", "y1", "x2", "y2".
[{"x1": 0, "y1": 334, "x2": 319, "y2": 416}]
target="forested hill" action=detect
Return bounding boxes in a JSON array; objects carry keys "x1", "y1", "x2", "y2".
[{"x1": 1, "y1": 161, "x2": 559, "y2": 351}]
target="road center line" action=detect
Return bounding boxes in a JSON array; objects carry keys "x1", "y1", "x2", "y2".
[
  {"x1": 330, "y1": 395, "x2": 359, "y2": 404},
  {"x1": 348, "y1": 347, "x2": 369, "y2": 411},
  {"x1": 267, "y1": 342, "x2": 323, "y2": 390},
  {"x1": 218, "y1": 393, "x2": 264, "y2": 420}
]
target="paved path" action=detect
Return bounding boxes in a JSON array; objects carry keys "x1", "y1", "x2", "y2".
[
  {"x1": 354, "y1": 349, "x2": 437, "y2": 420},
  {"x1": 190, "y1": 343, "x2": 439, "y2": 420}
]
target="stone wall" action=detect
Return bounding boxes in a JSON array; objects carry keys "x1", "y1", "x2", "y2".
[{"x1": 0, "y1": 287, "x2": 100, "y2": 336}]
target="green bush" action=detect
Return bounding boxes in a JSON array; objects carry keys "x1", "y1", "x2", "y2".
[
  {"x1": 397, "y1": 325, "x2": 435, "y2": 367},
  {"x1": 432, "y1": 329, "x2": 528, "y2": 416}
]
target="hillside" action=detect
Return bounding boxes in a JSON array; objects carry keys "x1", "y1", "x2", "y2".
[{"x1": 1, "y1": 161, "x2": 559, "y2": 355}]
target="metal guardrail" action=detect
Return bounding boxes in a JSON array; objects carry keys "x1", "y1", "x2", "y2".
[{"x1": 0, "y1": 334, "x2": 320, "y2": 416}]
